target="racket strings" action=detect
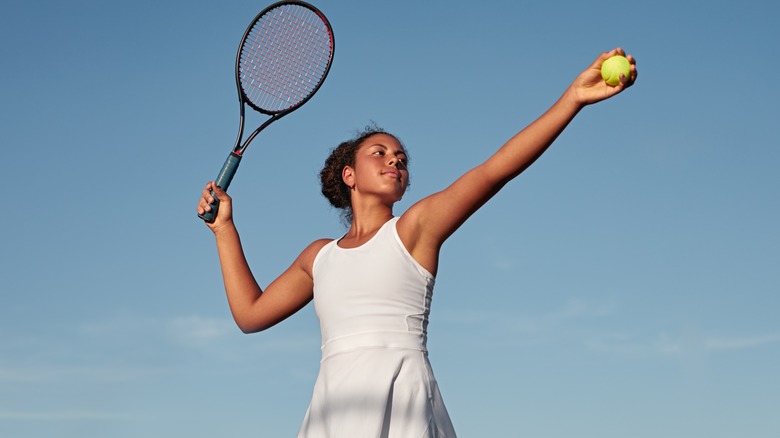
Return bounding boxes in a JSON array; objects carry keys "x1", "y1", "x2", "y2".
[{"x1": 239, "y1": 4, "x2": 333, "y2": 113}]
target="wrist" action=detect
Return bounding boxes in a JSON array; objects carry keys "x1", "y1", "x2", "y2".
[
  {"x1": 211, "y1": 220, "x2": 238, "y2": 239},
  {"x1": 561, "y1": 86, "x2": 586, "y2": 110},
  {"x1": 554, "y1": 87, "x2": 585, "y2": 117}
]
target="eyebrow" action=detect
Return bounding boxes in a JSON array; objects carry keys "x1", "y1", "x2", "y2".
[{"x1": 369, "y1": 143, "x2": 407, "y2": 155}]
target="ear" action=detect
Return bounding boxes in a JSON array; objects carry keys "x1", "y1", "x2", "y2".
[{"x1": 342, "y1": 165, "x2": 355, "y2": 189}]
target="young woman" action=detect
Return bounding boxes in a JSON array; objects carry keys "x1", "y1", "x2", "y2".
[{"x1": 197, "y1": 48, "x2": 637, "y2": 437}]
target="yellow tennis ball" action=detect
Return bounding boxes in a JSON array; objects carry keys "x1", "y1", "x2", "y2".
[{"x1": 601, "y1": 55, "x2": 631, "y2": 86}]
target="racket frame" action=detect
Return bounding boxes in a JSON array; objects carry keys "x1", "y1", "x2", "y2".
[{"x1": 199, "y1": 0, "x2": 334, "y2": 223}]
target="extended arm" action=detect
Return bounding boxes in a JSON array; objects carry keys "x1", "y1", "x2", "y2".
[{"x1": 399, "y1": 49, "x2": 637, "y2": 271}]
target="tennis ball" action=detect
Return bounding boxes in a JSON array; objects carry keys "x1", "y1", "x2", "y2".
[{"x1": 601, "y1": 55, "x2": 631, "y2": 86}]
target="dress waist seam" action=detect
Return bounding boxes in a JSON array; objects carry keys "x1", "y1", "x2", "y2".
[{"x1": 320, "y1": 330, "x2": 428, "y2": 361}]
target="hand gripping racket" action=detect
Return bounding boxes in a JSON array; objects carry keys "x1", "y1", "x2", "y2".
[{"x1": 199, "y1": 1, "x2": 335, "y2": 223}]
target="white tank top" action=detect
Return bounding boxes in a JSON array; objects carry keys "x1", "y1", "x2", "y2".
[{"x1": 311, "y1": 217, "x2": 435, "y2": 355}]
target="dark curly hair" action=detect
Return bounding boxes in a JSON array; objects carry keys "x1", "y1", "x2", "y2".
[{"x1": 320, "y1": 124, "x2": 408, "y2": 224}]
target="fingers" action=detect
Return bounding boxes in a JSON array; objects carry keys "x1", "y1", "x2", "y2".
[
  {"x1": 629, "y1": 56, "x2": 638, "y2": 83},
  {"x1": 621, "y1": 53, "x2": 638, "y2": 87},
  {"x1": 592, "y1": 51, "x2": 612, "y2": 69},
  {"x1": 596, "y1": 47, "x2": 622, "y2": 65},
  {"x1": 197, "y1": 187, "x2": 213, "y2": 215},
  {"x1": 210, "y1": 183, "x2": 229, "y2": 201},
  {"x1": 196, "y1": 182, "x2": 231, "y2": 215}
]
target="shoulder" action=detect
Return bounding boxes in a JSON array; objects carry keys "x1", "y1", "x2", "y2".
[
  {"x1": 299, "y1": 238, "x2": 333, "y2": 261},
  {"x1": 295, "y1": 238, "x2": 334, "y2": 277}
]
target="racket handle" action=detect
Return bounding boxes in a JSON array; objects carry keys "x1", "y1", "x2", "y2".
[{"x1": 198, "y1": 152, "x2": 242, "y2": 223}]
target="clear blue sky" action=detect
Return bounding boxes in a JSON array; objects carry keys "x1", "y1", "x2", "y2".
[{"x1": 2, "y1": 1, "x2": 778, "y2": 437}]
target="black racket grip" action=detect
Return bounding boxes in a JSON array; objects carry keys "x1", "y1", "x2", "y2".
[{"x1": 198, "y1": 152, "x2": 242, "y2": 223}]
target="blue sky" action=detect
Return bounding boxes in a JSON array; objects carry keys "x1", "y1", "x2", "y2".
[{"x1": 1, "y1": 0, "x2": 778, "y2": 437}]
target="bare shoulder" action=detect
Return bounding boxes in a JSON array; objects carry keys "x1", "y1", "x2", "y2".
[
  {"x1": 304, "y1": 238, "x2": 334, "y2": 252},
  {"x1": 296, "y1": 238, "x2": 334, "y2": 277}
]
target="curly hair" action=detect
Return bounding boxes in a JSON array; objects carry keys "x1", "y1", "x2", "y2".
[{"x1": 320, "y1": 124, "x2": 408, "y2": 224}]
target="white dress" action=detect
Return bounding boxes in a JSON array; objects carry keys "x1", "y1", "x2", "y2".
[{"x1": 298, "y1": 217, "x2": 456, "y2": 438}]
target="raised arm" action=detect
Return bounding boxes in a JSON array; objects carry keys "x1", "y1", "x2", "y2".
[
  {"x1": 197, "y1": 183, "x2": 328, "y2": 333},
  {"x1": 398, "y1": 49, "x2": 637, "y2": 273}
]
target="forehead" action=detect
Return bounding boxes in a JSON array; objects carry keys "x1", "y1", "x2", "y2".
[{"x1": 360, "y1": 133, "x2": 405, "y2": 152}]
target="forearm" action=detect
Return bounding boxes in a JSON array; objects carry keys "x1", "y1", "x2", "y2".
[
  {"x1": 213, "y1": 223, "x2": 264, "y2": 329},
  {"x1": 407, "y1": 88, "x2": 585, "y2": 245},
  {"x1": 406, "y1": 50, "x2": 634, "y2": 248},
  {"x1": 484, "y1": 87, "x2": 583, "y2": 184}
]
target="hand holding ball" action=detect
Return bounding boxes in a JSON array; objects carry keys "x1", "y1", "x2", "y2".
[{"x1": 601, "y1": 55, "x2": 631, "y2": 86}]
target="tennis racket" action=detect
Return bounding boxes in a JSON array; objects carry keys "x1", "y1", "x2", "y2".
[{"x1": 199, "y1": 0, "x2": 335, "y2": 223}]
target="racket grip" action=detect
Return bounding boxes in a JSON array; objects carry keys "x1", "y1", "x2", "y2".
[{"x1": 198, "y1": 152, "x2": 242, "y2": 223}]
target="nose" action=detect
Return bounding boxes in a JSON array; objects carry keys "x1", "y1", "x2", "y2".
[{"x1": 389, "y1": 155, "x2": 408, "y2": 171}]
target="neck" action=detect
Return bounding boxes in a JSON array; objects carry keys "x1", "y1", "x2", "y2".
[
  {"x1": 337, "y1": 208, "x2": 393, "y2": 249},
  {"x1": 348, "y1": 207, "x2": 393, "y2": 238}
]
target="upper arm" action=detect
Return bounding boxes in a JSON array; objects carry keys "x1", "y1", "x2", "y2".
[
  {"x1": 408, "y1": 163, "x2": 503, "y2": 238},
  {"x1": 398, "y1": 163, "x2": 503, "y2": 273},
  {"x1": 398, "y1": 88, "x2": 583, "y2": 269},
  {"x1": 242, "y1": 239, "x2": 331, "y2": 333}
]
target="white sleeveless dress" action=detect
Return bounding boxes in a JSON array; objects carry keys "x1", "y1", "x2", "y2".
[{"x1": 297, "y1": 217, "x2": 456, "y2": 437}]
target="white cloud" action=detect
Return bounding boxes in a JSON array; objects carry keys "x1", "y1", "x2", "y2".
[
  {"x1": 0, "y1": 410, "x2": 137, "y2": 421},
  {"x1": 705, "y1": 333, "x2": 780, "y2": 350},
  {"x1": 585, "y1": 330, "x2": 780, "y2": 358},
  {"x1": 165, "y1": 315, "x2": 236, "y2": 348},
  {"x1": 0, "y1": 362, "x2": 171, "y2": 384},
  {"x1": 0, "y1": 314, "x2": 238, "y2": 384},
  {"x1": 438, "y1": 297, "x2": 617, "y2": 334},
  {"x1": 76, "y1": 313, "x2": 241, "y2": 349},
  {"x1": 438, "y1": 297, "x2": 780, "y2": 361},
  {"x1": 541, "y1": 298, "x2": 617, "y2": 323}
]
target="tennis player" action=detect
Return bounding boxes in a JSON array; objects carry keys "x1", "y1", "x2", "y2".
[{"x1": 197, "y1": 48, "x2": 637, "y2": 437}]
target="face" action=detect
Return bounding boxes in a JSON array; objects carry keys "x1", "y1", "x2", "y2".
[{"x1": 343, "y1": 133, "x2": 409, "y2": 204}]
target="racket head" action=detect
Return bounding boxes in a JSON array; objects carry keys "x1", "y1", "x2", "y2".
[{"x1": 236, "y1": 1, "x2": 335, "y2": 116}]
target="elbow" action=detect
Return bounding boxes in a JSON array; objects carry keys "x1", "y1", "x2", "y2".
[
  {"x1": 237, "y1": 321, "x2": 272, "y2": 334},
  {"x1": 234, "y1": 316, "x2": 269, "y2": 334},
  {"x1": 237, "y1": 323, "x2": 257, "y2": 334}
]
